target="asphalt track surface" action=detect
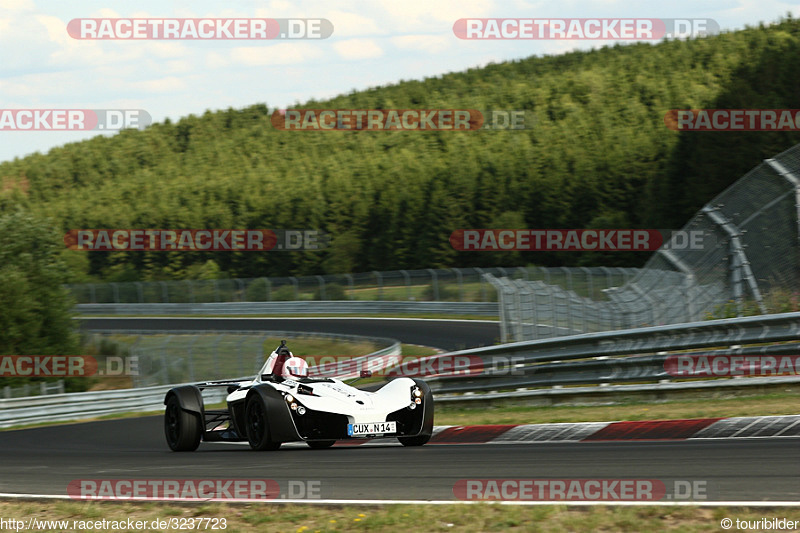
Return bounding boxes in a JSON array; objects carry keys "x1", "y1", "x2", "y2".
[
  {"x1": 77, "y1": 317, "x2": 501, "y2": 352},
  {"x1": 14, "y1": 317, "x2": 792, "y2": 503},
  {"x1": 1, "y1": 417, "x2": 798, "y2": 502}
]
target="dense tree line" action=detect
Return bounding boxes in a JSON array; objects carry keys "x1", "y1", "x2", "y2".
[{"x1": 1, "y1": 18, "x2": 799, "y2": 281}]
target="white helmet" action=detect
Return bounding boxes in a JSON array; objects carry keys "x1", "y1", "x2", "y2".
[{"x1": 282, "y1": 356, "x2": 309, "y2": 380}]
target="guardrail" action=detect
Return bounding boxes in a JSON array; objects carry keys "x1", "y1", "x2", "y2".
[
  {"x1": 74, "y1": 301, "x2": 499, "y2": 316},
  {"x1": 422, "y1": 311, "x2": 800, "y2": 394},
  {"x1": 0, "y1": 333, "x2": 402, "y2": 429},
  {"x1": 0, "y1": 383, "x2": 229, "y2": 429},
  {"x1": 4, "y1": 313, "x2": 798, "y2": 427}
]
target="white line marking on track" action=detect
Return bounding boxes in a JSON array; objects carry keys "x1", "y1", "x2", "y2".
[{"x1": 0, "y1": 493, "x2": 798, "y2": 506}]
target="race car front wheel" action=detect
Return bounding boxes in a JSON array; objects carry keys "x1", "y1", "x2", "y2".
[
  {"x1": 245, "y1": 396, "x2": 281, "y2": 451},
  {"x1": 164, "y1": 396, "x2": 202, "y2": 451}
]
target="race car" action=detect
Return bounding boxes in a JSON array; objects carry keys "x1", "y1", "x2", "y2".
[{"x1": 164, "y1": 340, "x2": 434, "y2": 451}]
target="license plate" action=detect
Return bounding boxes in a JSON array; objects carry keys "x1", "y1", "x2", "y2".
[{"x1": 347, "y1": 421, "x2": 397, "y2": 436}]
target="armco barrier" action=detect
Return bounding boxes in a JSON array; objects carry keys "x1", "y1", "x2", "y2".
[
  {"x1": 0, "y1": 335, "x2": 402, "y2": 428},
  {"x1": 423, "y1": 311, "x2": 800, "y2": 394},
  {"x1": 0, "y1": 383, "x2": 229, "y2": 429},
  {"x1": 4, "y1": 313, "x2": 799, "y2": 427},
  {"x1": 74, "y1": 301, "x2": 499, "y2": 316}
]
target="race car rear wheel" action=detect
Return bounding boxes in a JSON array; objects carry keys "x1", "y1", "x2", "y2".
[
  {"x1": 245, "y1": 396, "x2": 281, "y2": 451},
  {"x1": 307, "y1": 440, "x2": 336, "y2": 449},
  {"x1": 164, "y1": 396, "x2": 202, "y2": 451},
  {"x1": 398, "y1": 434, "x2": 431, "y2": 446}
]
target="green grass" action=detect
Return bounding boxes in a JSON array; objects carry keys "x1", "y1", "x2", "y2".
[
  {"x1": 434, "y1": 388, "x2": 800, "y2": 426},
  {"x1": 0, "y1": 501, "x2": 796, "y2": 532}
]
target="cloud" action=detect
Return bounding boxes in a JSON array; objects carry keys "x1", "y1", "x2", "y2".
[
  {"x1": 129, "y1": 76, "x2": 188, "y2": 94},
  {"x1": 376, "y1": 0, "x2": 496, "y2": 29},
  {"x1": 327, "y1": 10, "x2": 384, "y2": 36},
  {"x1": 391, "y1": 34, "x2": 451, "y2": 53},
  {"x1": 230, "y1": 43, "x2": 324, "y2": 66},
  {"x1": 333, "y1": 38, "x2": 383, "y2": 60}
]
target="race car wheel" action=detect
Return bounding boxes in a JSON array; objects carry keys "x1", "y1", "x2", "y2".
[
  {"x1": 164, "y1": 396, "x2": 201, "y2": 452},
  {"x1": 398, "y1": 434, "x2": 431, "y2": 447},
  {"x1": 307, "y1": 440, "x2": 336, "y2": 449},
  {"x1": 245, "y1": 396, "x2": 281, "y2": 451}
]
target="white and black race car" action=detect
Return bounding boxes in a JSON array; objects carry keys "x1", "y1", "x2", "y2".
[{"x1": 164, "y1": 341, "x2": 434, "y2": 451}]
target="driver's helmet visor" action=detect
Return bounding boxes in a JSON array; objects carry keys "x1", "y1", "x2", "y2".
[{"x1": 284, "y1": 358, "x2": 309, "y2": 378}]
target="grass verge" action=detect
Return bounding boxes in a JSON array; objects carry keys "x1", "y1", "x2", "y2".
[
  {"x1": 0, "y1": 501, "x2": 797, "y2": 532},
  {"x1": 434, "y1": 388, "x2": 800, "y2": 426}
]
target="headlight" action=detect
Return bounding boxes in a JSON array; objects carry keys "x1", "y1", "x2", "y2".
[
  {"x1": 411, "y1": 386, "x2": 423, "y2": 402},
  {"x1": 297, "y1": 406, "x2": 306, "y2": 415},
  {"x1": 285, "y1": 394, "x2": 295, "y2": 404}
]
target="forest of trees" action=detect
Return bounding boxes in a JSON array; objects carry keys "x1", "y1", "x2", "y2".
[{"x1": 1, "y1": 18, "x2": 800, "y2": 282}]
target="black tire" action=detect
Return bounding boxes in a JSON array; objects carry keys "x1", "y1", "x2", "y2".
[
  {"x1": 398, "y1": 434, "x2": 431, "y2": 447},
  {"x1": 164, "y1": 395, "x2": 202, "y2": 452},
  {"x1": 307, "y1": 440, "x2": 336, "y2": 449},
  {"x1": 245, "y1": 396, "x2": 281, "y2": 451}
]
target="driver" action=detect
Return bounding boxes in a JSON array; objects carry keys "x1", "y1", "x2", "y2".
[
  {"x1": 282, "y1": 356, "x2": 309, "y2": 380},
  {"x1": 262, "y1": 340, "x2": 308, "y2": 380}
]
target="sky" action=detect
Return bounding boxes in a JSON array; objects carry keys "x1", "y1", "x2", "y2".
[{"x1": 0, "y1": 0, "x2": 797, "y2": 163}]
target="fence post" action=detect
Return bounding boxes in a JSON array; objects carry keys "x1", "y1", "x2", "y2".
[
  {"x1": 452, "y1": 268, "x2": 464, "y2": 302},
  {"x1": 182, "y1": 280, "x2": 192, "y2": 304},
  {"x1": 160, "y1": 281, "x2": 169, "y2": 303},
  {"x1": 160, "y1": 336, "x2": 173, "y2": 386},
  {"x1": 373, "y1": 271, "x2": 383, "y2": 300},
  {"x1": 4, "y1": 386, "x2": 10, "y2": 399},
  {"x1": 40, "y1": 382, "x2": 47, "y2": 395},
  {"x1": 187, "y1": 336, "x2": 199, "y2": 383},
  {"x1": 540, "y1": 266, "x2": 551, "y2": 285},
  {"x1": 290, "y1": 277, "x2": 299, "y2": 300},
  {"x1": 112, "y1": 283, "x2": 120, "y2": 304},
  {"x1": 344, "y1": 274, "x2": 354, "y2": 300},
  {"x1": 315, "y1": 275, "x2": 326, "y2": 300},
  {"x1": 212, "y1": 335, "x2": 222, "y2": 381},
  {"x1": 235, "y1": 279, "x2": 245, "y2": 302},
  {"x1": 474, "y1": 267, "x2": 488, "y2": 302},
  {"x1": 89, "y1": 283, "x2": 97, "y2": 304},
  {"x1": 400, "y1": 270, "x2": 410, "y2": 300},
  {"x1": 426, "y1": 269, "x2": 439, "y2": 301}
]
